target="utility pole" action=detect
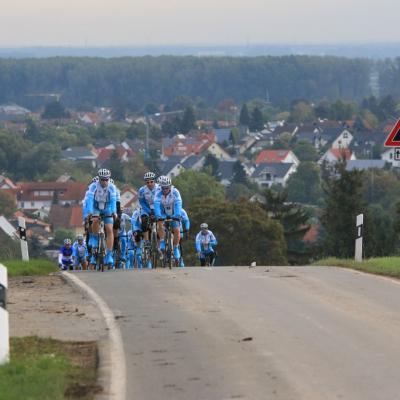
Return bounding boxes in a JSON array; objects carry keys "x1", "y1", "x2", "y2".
[{"x1": 0, "y1": 264, "x2": 8, "y2": 364}]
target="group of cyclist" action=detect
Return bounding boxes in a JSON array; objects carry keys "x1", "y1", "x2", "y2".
[{"x1": 58, "y1": 168, "x2": 218, "y2": 270}]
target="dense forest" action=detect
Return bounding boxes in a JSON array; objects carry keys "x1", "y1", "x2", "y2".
[{"x1": 0, "y1": 56, "x2": 374, "y2": 109}]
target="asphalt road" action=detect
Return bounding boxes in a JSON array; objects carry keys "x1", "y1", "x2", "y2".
[{"x1": 77, "y1": 266, "x2": 400, "y2": 400}]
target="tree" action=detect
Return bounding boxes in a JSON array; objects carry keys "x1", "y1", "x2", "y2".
[
  {"x1": 185, "y1": 198, "x2": 287, "y2": 266},
  {"x1": 226, "y1": 183, "x2": 252, "y2": 201},
  {"x1": 25, "y1": 118, "x2": 41, "y2": 142},
  {"x1": 203, "y1": 154, "x2": 220, "y2": 178},
  {"x1": 293, "y1": 140, "x2": 318, "y2": 162},
  {"x1": 107, "y1": 150, "x2": 125, "y2": 182},
  {"x1": 289, "y1": 101, "x2": 315, "y2": 123},
  {"x1": 42, "y1": 101, "x2": 70, "y2": 119},
  {"x1": 174, "y1": 170, "x2": 225, "y2": 208},
  {"x1": 0, "y1": 191, "x2": 16, "y2": 217},
  {"x1": 249, "y1": 106, "x2": 264, "y2": 132},
  {"x1": 180, "y1": 106, "x2": 196, "y2": 134},
  {"x1": 239, "y1": 104, "x2": 251, "y2": 126},
  {"x1": 321, "y1": 162, "x2": 367, "y2": 258},
  {"x1": 263, "y1": 188, "x2": 311, "y2": 264},
  {"x1": 287, "y1": 162, "x2": 322, "y2": 205},
  {"x1": 232, "y1": 160, "x2": 248, "y2": 184}
]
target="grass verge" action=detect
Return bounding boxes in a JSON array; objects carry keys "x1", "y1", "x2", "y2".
[
  {"x1": 2, "y1": 259, "x2": 58, "y2": 277},
  {"x1": 313, "y1": 257, "x2": 400, "y2": 278},
  {"x1": 0, "y1": 337, "x2": 101, "y2": 400}
]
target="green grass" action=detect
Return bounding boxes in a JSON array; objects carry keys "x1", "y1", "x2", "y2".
[
  {"x1": 3, "y1": 259, "x2": 58, "y2": 277},
  {"x1": 0, "y1": 337, "x2": 99, "y2": 400},
  {"x1": 313, "y1": 257, "x2": 400, "y2": 278}
]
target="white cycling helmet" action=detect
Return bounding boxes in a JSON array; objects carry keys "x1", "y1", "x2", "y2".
[
  {"x1": 144, "y1": 171, "x2": 156, "y2": 181},
  {"x1": 200, "y1": 223, "x2": 208, "y2": 230},
  {"x1": 64, "y1": 238, "x2": 72, "y2": 245},
  {"x1": 76, "y1": 234, "x2": 84, "y2": 241},
  {"x1": 158, "y1": 175, "x2": 171, "y2": 188},
  {"x1": 98, "y1": 168, "x2": 111, "y2": 179}
]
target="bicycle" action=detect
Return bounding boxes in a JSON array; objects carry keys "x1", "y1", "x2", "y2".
[
  {"x1": 162, "y1": 218, "x2": 179, "y2": 269},
  {"x1": 90, "y1": 215, "x2": 107, "y2": 272},
  {"x1": 149, "y1": 218, "x2": 158, "y2": 269}
]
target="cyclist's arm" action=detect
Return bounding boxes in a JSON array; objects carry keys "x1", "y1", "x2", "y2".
[
  {"x1": 154, "y1": 194, "x2": 162, "y2": 219},
  {"x1": 84, "y1": 187, "x2": 96, "y2": 215},
  {"x1": 172, "y1": 189, "x2": 182, "y2": 219},
  {"x1": 195, "y1": 233, "x2": 202, "y2": 253},
  {"x1": 139, "y1": 190, "x2": 151, "y2": 214}
]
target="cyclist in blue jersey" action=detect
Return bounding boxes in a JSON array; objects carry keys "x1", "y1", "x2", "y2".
[
  {"x1": 154, "y1": 176, "x2": 182, "y2": 262},
  {"x1": 138, "y1": 172, "x2": 160, "y2": 246},
  {"x1": 128, "y1": 207, "x2": 144, "y2": 268},
  {"x1": 83, "y1": 168, "x2": 117, "y2": 266},
  {"x1": 59, "y1": 238, "x2": 74, "y2": 271},
  {"x1": 72, "y1": 234, "x2": 89, "y2": 270},
  {"x1": 178, "y1": 208, "x2": 190, "y2": 267},
  {"x1": 195, "y1": 223, "x2": 217, "y2": 266}
]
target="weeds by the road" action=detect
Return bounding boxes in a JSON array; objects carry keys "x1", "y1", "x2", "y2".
[
  {"x1": 3, "y1": 259, "x2": 58, "y2": 277},
  {"x1": 313, "y1": 257, "x2": 400, "y2": 278},
  {"x1": 0, "y1": 337, "x2": 100, "y2": 400}
]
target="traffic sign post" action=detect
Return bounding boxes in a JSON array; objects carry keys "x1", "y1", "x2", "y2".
[
  {"x1": 394, "y1": 148, "x2": 400, "y2": 161},
  {"x1": 384, "y1": 119, "x2": 400, "y2": 147},
  {"x1": 355, "y1": 214, "x2": 363, "y2": 262},
  {"x1": 18, "y1": 216, "x2": 29, "y2": 262}
]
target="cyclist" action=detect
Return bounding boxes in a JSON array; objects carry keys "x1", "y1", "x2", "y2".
[
  {"x1": 154, "y1": 176, "x2": 182, "y2": 262},
  {"x1": 72, "y1": 234, "x2": 89, "y2": 270},
  {"x1": 58, "y1": 238, "x2": 74, "y2": 271},
  {"x1": 128, "y1": 207, "x2": 144, "y2": 268},
  {"x1": 83, "y1": 168, "x2": 117, "y2": 266},
  {"x1": 195, "y1": 223, "x2": 217, "y2": 266},
  {"x1": 138, "y1": 172, "x2": 160, "y2": 246},
  {"x1": 178, "y1": 208, "x2": 190, "y2": 268},
  {"x1": 114, "y1": 207, "x2": 131, "y2": 268}
]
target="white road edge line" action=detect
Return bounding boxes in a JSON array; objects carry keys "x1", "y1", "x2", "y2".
[{"x1": 62, "y1": 272, "x2": 127, "y2": 400}]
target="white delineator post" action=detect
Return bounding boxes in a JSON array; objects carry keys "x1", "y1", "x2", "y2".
[
  {"x1": 18, "y1": 216, "x2": 29, "y2": 262},
  {"x1": 355, "y1": 213, "x2": 364, "y2": 262},
  {"x1": 0, "y1": 263, "x2": 9, "y2": 364}
]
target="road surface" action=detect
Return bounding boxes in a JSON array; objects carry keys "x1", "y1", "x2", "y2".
[{"x1": 77, "y1": 266, "x2": 400, "y2": 400}]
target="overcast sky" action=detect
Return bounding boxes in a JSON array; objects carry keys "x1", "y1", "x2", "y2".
[{"x1": 1, "y1": 0, "x2": 399, "y2": 46}]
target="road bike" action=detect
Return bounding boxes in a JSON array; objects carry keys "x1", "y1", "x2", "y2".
[{"x1": 162, "y1": 218, "x2": 179, "y2": 269}]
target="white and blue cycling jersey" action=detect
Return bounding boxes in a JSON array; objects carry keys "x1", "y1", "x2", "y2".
[
  {"x1": 195, "y1": 230, "x2": 217, "y2": 253},
  {"x1": 154, "y1": 186, "x2": 182, "y2": 220},
  {"x1": 83, "y1": 181, "x2": 117, "y2": 220},
  {"x1": 118, "y1": 213, "x2": 131, "y2": 236},
  {"x1": 131, "y1": 208, "x2": 142, "y2": 232},
  {"x1": 72, "y1": 241, "x2": 89, "y2": 264},
  {"x1": 58, "y1": 246, "x2": 73, "y2": 266},
  {"x1": 180, "y1": 208, "x2": 190, "y2": 233},
  {"x1": 138, "y1": 184, "x2": 160, "y2": 215}
]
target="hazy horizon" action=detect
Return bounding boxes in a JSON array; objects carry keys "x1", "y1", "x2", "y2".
[{"x1": 2, "y1": 0, "x2": 399, "y2": 47}]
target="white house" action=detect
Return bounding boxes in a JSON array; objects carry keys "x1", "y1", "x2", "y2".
[
  {"x1": 331, "y1": 129, "x2": 353, "y2": 149},
  {"x1": 251, "y1": 163, "x2": 297, "y2": 188},
  {"x1": 381, "y1": 148, "x2": 400, "y2": 168}
]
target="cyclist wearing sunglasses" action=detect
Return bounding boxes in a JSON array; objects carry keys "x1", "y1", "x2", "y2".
[
  {"x1": 154, "y1": 175, "x2": 183, "y2": 261},
  {"x1": 83, "y1": 168, "x2": 118, "y2": 266},
  {"x1": 138, "y1": 172, "x2": 160, "y2": 245}
]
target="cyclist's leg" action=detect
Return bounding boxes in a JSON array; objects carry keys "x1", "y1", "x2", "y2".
[
  {"x1": 200, "y1": 255, "x2": 206, "y2": 267},
  {"x1": 172, "y1": 224, "x2": 181, "y2": 260},
  {"x1": 157, "y1": 216, "x2": 166, "y2": 250},
  {"x1": 141, "y1": 214, "x2": 150, "y2": 243},
  {"x1": 103, "y1": 215, "x2": 114, "y2": 265}
]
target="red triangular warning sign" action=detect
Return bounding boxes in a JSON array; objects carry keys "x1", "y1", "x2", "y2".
[{"x1": 384, "y1": 119, "x2": 400, "y2": 147}]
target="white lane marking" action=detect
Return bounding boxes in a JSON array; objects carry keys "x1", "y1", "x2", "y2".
[{"x1": 63, "y1": 272, "x2": 126, "y2": 400}]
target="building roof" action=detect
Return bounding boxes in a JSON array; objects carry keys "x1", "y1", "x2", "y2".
[
  {"x1": 0, "y1": 175, "x2": 18, "y2": 189},
  {"x1": 213, "y1": 128, "x2": 231, "y2": 144},
  {"x1": 61, "y1": 147, "x2": 97, "y2": 160},
  {"x1": 252, "y1": 163, "x2": 294, "y2": 179},
  {"x1": 216, "y1": 160, "x2": 237, "y2": 182},
  {"x1": 17, "y1": 181, "x2": 87, "y2": 202},
  {"x1": 181, "y1": 155, "x2": 204, "y2": 169},
  {"x1": 0, "y1": 215, "x2": 17, "y2": 239},
  {"x1": 345, "y1": 160, "x2": 387, "y2": 171},
  {"x1": 49, "y1": 204, "x2": 83, "y2": 230},
  {"x1": 255, "y1": 149, "x2": 291, "y2": 164}
]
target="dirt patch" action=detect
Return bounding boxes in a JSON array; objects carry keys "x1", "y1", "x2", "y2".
[{"x1": 8, "y1": 274, "x2": 107, "y2": 340}]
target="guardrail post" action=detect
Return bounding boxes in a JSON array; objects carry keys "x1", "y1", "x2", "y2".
[
  {"x1": 0, "y1": 263, "x2": 9, "y2": 364},
  {"x1": 355, "y1": 213, "x2": 363, "y2": 262},
  {"x1": 18, "y1": 216, "x2": 29, "y2": 262}
]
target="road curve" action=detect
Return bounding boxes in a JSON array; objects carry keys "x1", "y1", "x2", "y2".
[{"x1": 77, "y1": 266, "x2": 400, "y2": 400}]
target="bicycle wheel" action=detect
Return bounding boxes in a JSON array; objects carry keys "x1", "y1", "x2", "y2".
[
  {"x1": 99, "y1": 232, "x2": 106, "y2": 272},
  {"x1": 151, "y1": 230, "x2": 158, "y2": 269}
]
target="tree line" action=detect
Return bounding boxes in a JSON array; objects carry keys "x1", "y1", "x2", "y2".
[{"x1": 0, "y1": 56, "x2": 373, "y2": 110}]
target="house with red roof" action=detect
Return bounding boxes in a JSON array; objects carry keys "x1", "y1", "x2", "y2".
[
  {"x1": 162, "y1": 132, "x2": 215, "y2": 158},
  {"x1": 255, "y1": 149, "x2": 300, "y2": 166},
  {"x1": 318, "y1": 148, "x2": 356, "y2": 165},
  {"x1": 49, "y1": 204, "x2": 84, "y2": 235},
  {"x1": 95, "y1": 146, "x2": 135, "y2": 167},
  {"x1": 17, "y1": 181, "x2": 87, "y2": 212},
  {"x1": 0, "y1": 175, "x2": 19, "y2": 204}
]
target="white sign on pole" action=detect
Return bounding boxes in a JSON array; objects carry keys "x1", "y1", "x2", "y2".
[
  {"x1": 18, "y1": 216, "x2": 29, "y2": 262},
  {"x1": 0, "y1": 263, "x2": 9, "y2": 364},
  {"x1": 355, "y1": 213, "x2": 364, "y2": 262}
]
